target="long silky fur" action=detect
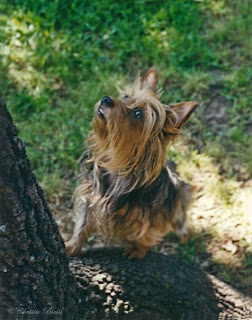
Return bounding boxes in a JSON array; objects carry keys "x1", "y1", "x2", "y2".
[
  {"x1": 88, "y1": 77, "x2": 180, "y2": 214},
  {"x1": 66, "y1": 69, "x2": 197, "y2": 258}
]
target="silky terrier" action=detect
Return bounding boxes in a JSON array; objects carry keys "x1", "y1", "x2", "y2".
[{"x1": 66, "y1": 68, "x2": 197, "y2": 258}]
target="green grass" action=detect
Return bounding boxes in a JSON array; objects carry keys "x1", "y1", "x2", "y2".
[
  {"x1": 0, "y1": 0, "x2": 250, "y2": 189},
  {"x1": 0, "y1": 0, "x2": 214, "y2": 192},
  {"x1": 0, "y1": 0, "x2": 250, "y2": 190}
]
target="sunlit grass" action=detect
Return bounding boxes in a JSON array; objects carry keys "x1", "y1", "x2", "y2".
[
  {"x1": 2, "y1": 1, "x2": 250, "y2": 192},
  {"x1": 168, "y1": 143, "x2": 252, "y2": 267}
]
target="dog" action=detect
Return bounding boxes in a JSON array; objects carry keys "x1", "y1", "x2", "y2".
[{"x1": 65, "y1": 68, "x2": 197, "y2": 258}]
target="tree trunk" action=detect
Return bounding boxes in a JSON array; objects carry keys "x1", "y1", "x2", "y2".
[
  {"x1": 0, "y1": 95, "x2": 79, "y2": 319},
  {"x1": 0, "y1": 96, "x2": 251, "y2": 320}
]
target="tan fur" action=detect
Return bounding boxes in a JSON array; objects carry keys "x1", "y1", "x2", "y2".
[{"x1": 66, "y1": 68, "x2": 197, "y2": 258}]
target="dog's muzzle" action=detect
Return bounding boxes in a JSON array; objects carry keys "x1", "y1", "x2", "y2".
[{"x1": 98, "y1": 96, "x2": 114, "y2": 119}]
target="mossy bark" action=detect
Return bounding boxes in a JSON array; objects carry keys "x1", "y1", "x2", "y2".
[{"x1": 0, "y1": 96, "x2": 251, "y2": 320}]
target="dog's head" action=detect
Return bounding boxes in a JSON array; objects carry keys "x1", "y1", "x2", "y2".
[{"x1": 90, "y1": 68, "x2": 197, "y2": 183}]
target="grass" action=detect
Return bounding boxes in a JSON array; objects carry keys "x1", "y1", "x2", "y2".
[
  {"x1": 0, "y1": 0, "x2": 251, "y2": 292},
  {"x1": 1, "y1": 0, "x2": 212, "y2": 192}
]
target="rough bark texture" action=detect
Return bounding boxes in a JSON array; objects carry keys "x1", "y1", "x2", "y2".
[
  {"x1": 70, "y1": 248, "x2": 252, "y2": 320},
  {"x1": 0, "y1": 96, "x2": 251, "y2": 320},
  {"x1": 0, "y1": 96, "x2": 78, "y2": 319}
]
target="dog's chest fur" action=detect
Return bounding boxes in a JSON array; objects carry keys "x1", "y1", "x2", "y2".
[{"x1": 93, "y1": 165, "x2": 182, "y2": 244}]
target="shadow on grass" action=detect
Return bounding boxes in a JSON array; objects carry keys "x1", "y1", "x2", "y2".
[{"x1": 158, "y1": 232, "x2": 252, "y2": 297}]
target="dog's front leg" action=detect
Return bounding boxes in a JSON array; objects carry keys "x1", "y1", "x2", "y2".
[{"x1": 65, "y1": 195, "x2": 94, "y2": 256}]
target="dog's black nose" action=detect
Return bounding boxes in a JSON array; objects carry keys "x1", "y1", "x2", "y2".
[{"x1": 101, "y1": 96, "x2": 114, "y2": 107}]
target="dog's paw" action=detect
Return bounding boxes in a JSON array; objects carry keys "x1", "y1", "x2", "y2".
[
  {"x1": 176, "y1": 227, "x2": 190, "y2": 244},
  {"x1": 124, "y1": 245, "x2": 149, "y2": 259},
  {"x1": 65, "y1": 239, "x2": 82, "y2": 256}
]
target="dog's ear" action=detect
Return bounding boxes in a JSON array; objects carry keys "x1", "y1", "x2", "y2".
[
  {"x1": 163, "y1": 101, "x2": 198, "y2": 136},
  {"x1": 141, "y1": 67, "x2": 158, "y2": 90},
  {"x1": 170, "y1": 101, "x2": 198, "y2": 128}
]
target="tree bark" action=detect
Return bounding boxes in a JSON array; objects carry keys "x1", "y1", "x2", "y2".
[
  {"x1": 69, "y1": 248, "x2": 252, "y2": 320},
  {"x1": 0, "y1": 96, "x2": 251, "y2": 320}
]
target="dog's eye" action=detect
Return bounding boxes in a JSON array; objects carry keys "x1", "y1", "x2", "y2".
[
  {"x1": 122, "y1": 95, "x2": 129, "y2": 102},
  {"x1": 131, "y1": 109, "x2": 144, "y2": 121}
]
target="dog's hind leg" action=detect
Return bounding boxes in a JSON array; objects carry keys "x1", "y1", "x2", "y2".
[{"x1": 171, "y1": 183, "x2": 191, "y2": 243}]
